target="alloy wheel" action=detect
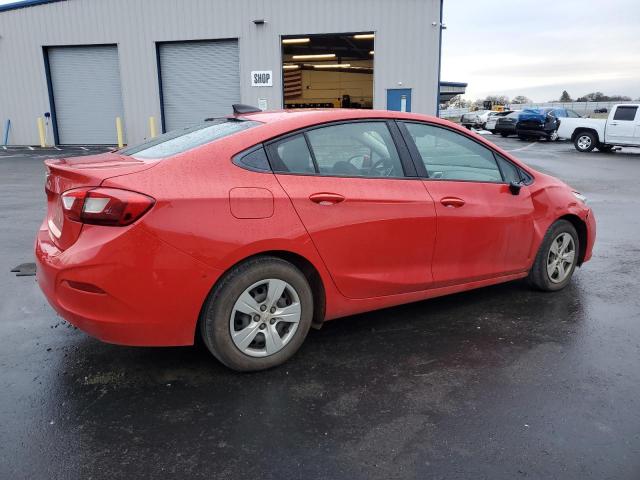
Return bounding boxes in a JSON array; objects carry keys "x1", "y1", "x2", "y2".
[
  {"x1": 546, "y1": 232, "x2": 576, "y2": 283},
  {"x1": 577, "y1": 135, "x2": 592, "y2": 151}
]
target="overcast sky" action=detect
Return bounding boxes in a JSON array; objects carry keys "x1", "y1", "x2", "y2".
[{"x1": 441, "y1": 0, "x2": 640, "y2": 101}]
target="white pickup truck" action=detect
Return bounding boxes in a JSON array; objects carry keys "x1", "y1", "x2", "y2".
[{"x1": 557, "y1": 104, "x2": 640, "y2": 152}]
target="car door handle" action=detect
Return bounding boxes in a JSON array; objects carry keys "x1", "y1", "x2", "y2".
[
  {"x1": 440, "y1": 197, "x2": 465, "y2": 208},
  {"x1": 309, "y1": 193, "x2": 345, "y2": 205}
]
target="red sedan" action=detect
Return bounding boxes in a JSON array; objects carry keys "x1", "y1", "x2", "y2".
[{"x1": 35, "y1": 107, "x2": 596, "y2": 371}]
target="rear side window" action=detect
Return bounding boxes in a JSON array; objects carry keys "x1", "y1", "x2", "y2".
[
  {"x1": 233, "y1": 145, "x2": 271, "y2": 172},
  {"x1": 402, "y1": 122, "x2": 502, "y2": 182},
  {"x1": 120, "y1": 119, "x2": 260, "y2": 159},
  {"x1": 270, "y1": 135, "x2": 315, "y2": 174},
  {"x1": 613, "y1": 106, "x2": 638, "y2": 121}
]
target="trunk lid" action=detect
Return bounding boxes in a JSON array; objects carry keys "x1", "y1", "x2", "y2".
[{"x1": 44, "y1": 151, "x2": 158, "y2": 251}]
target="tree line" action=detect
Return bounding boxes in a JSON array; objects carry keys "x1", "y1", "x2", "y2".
[{"x1": 447, "y1": 91, "x2": 638, "y2": 108}]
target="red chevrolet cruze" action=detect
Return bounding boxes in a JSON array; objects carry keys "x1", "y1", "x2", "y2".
[{"x1": 35, "y1": 107, "x2": 596, "y2": 371}]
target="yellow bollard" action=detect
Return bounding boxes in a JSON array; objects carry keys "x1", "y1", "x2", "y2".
[
  {"x1": 116, "y1": 117, "x2": 124, "y2": 148},
  {"x1": 149, "y1": 116, "x2": 157, "y2": 138},
  {"x1": 37, "y1": 117, "x2": 46, "y2": 147}
]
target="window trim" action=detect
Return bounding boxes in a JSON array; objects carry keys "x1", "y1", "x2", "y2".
[
  {"x1": 396, "y1": 120, "x2": 534, "y2": 185},
  {"x1": 263, "y1": 119, "x2": 419, "y2": 180}
]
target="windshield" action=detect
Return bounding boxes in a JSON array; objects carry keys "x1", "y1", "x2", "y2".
[{"x1": 120, "y1": 119, "x2": 261, "y2": 159}]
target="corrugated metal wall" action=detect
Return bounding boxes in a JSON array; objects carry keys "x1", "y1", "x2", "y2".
[{"x1": 0, "y1": 0, "x2": 442, "y2": 145}]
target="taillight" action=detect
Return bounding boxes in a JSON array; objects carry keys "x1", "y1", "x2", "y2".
[{"x1": 61, "y1": 187, "x2": 155, "y2": 226}]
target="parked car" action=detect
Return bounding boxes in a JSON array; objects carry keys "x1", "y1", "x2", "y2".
[
  {"x1": 557, "y1": 103, "x2": 640, "y2": 152},
  {"x1": 516, "y1": 108, "x2": 581, "y2": 141},
  {"x1": 485, "y1": 110, "x2": 513, "y2": 133},
  {"x1": 460, "y1": 110, "x2": 493, "y2": 129},
  {"x1": 494, "y1": 111, "x2": 522, "y2": 137},
  {"x1": 35, "y1": 107, "x2": 596, "y2": 371}
]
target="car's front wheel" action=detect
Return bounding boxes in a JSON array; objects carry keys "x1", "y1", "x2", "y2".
[
  {"x1": 528, "y1": 220, "x2": 580, "y2": 291},
  {"x1": 200, "y1": 256, "x2": 313, "y2": 371},
  {"x1": 574, "y1": 132, "x2": 596, "y2": 152}
]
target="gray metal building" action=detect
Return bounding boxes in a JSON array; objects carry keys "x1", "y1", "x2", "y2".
[{"x1": 0, "y1": 0, "x2": 444, "y2": 146}]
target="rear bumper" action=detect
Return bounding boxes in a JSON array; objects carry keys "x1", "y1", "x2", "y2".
[
  {"x1": 516, "y1": 128, "x2": 551, "y2": 138},
  {"x1": 35, "y1": 222, "x2": 222, "y2": 346}
]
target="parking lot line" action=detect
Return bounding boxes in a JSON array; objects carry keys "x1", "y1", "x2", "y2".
[{"x1": 507, "y1": 142, "x2": 537, "y2": 152}]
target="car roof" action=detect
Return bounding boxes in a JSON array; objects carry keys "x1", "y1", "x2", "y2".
[{"x1": 231, "y1": 108, "x2": 456, "y2": 135}]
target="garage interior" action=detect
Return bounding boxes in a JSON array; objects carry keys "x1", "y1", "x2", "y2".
[{"x1": 282, "y1": 33, "x2": 374, "y2": 109}]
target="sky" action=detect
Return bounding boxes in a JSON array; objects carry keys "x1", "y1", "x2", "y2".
[
  {"x1": 1, "y1": 0, "x2": 638, "y2": 102},
  {"x1": 441, "y1": 0, "x2": 640, "y2": 102}
]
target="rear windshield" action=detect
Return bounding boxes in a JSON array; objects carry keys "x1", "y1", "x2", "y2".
[{"x1": 120, "y1": 119, "x2": 261, "y2": 159}]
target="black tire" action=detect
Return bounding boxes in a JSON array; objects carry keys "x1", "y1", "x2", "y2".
[
  {"x1": 596, "y1": 144, "x2": 614, "y2": 153},
  {"x1": 199, "y1": 256, "x2": 314, "y2": 371},
  {"x1": 500, "y1": 132, "x2": 509, "y2": 138},
  {"x1": 574, "y1": 132, "x2": 596, "y2": 152},
  {"x1": 518, "y1": 135, "x2": 528, "y2": 141},
  {"x1": 528, "y1": 220, "x2": 580, "y2": 292}
]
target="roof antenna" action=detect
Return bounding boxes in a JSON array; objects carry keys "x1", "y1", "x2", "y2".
[{"x1": 232, "y1": 104, "x2": 262, "y2": 115}]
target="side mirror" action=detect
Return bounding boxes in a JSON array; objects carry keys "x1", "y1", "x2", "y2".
[{"x1": 509, "y1": 181, "x2": 522, "y2": 195}]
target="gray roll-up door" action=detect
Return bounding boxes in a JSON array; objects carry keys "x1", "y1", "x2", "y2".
[
  {"x1": 47, "y1": 45, "x2": 124, "y2": 145},
  {"x1": 159, "y1": 40, "x2": 240, "y2": 132}
]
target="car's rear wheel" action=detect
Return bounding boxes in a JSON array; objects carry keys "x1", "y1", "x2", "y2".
[
  {"x1": 528, "y1": 220, "x2": 579, "y2": 291},
  {"x1": 574, "y1": 132, "x2": 596, "y2": 152},
  {"x1": 500, "y1": 132, "x2": 509, "y2": 138},
  {"x1": 200, "y1": 256, "x2": 313, "y2": 371}
]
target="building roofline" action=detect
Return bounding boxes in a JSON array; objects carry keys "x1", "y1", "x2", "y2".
[
  {"x1": 0, "y1": 0, "x2": 65, "y2": 13},
  {"x1": 439, "y1": 81, "x2": 468, "y2": 88}
]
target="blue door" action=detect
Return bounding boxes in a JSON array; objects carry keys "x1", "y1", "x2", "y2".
[{"x1": 387, "y1": 88, "x2": 412, "y2": 112}]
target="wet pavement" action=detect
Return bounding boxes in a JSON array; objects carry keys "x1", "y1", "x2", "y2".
[{"x1": 1, "y1": 139, "x2": 639, "y2": 479}]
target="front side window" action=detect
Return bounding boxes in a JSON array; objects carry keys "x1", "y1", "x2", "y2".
[
  {"x1": 613, "y1": 106, "x2": 638, "y2": 121},
  {"x1": 402, "y1": 122, "x2": 502, "y2": 182},
  {"x1": 305, "y1": 122, "x2": 405, "y2": 178},
  {"x1": 495, "y1": 154, "x2": 522, "y2": 184},
  {"x1": 120, "y1": 119, "x2": 260, "y2": 159}
]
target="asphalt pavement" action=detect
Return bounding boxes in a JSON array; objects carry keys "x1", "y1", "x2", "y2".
[{"x1": 1, "y1": 138, "x2": 639, "y2": 479}]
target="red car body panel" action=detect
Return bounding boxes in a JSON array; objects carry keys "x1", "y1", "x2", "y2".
[
  {"x1": 35, "y1": 109, "x2": 596, "y2": 346},
  {"x1": 274, "y1": 174, "x2": 438, "y2": 298},
  {"x1": 424, "y1": 180, "x2": 535, "y2": 285}
]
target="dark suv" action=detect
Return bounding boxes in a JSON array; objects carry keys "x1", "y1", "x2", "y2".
[
  {"x1": 494, "y1": 111, "x2": 521, "y2": 137},
  {"x1": 516, "y1": 108, "x2": 581, "y2": 141}
]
